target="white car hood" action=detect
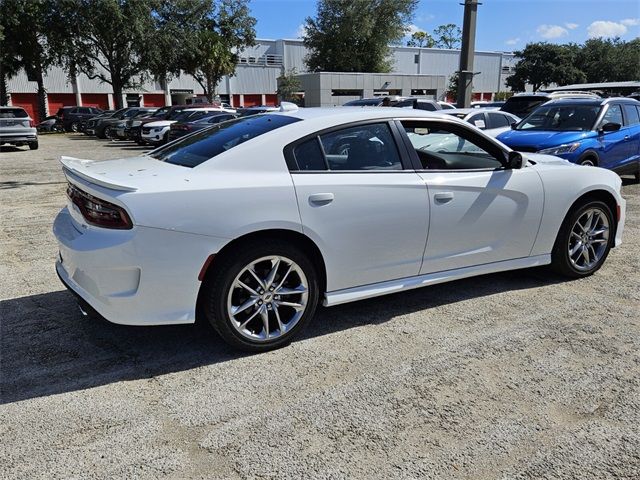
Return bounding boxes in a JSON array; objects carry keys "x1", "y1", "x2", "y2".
[{"x1": 525, "y1": 153, "x2": 575, "y2": 167}]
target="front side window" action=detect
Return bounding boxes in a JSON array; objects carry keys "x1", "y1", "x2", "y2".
[
  {"x1": 487, "y1": 113, "x2": 510, "y2": 129},
  {"x1": 149, "y1": 114, "x2": 301, "y2": 168},
  {"x1": 401, "y1": 120, "x2": 504, "y2": 170},
  {"x1": 600, "y1": 104, "x2": 623, "y2": 127}
]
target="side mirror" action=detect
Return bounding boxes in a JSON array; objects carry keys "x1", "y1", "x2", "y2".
[
  {"x1": 508, "y1": 151, "x2": 525, "y2": 169},
  {"x1": 510, "y1": 122, "x2": 518, "y2": 130},
  {"x1": 599, "y1": 122, "x2": 621, "y2": 133}
]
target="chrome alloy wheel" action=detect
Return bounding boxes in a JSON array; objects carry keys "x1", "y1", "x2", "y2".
[
  {"x1": 227, "y1": 256, "x2": 309, "y2": 341},
  {"x1": 568, "y1": 207, "x2": 610, "y2": 272}
]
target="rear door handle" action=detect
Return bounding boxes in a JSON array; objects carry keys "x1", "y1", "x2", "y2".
[
  {"x1": 624, "y1": 135, "x2": 630, "y2": 141},
  {"x1": 434, "y1": 192, "x2": 454, "y2": 204},
  {"x1": 309, "y1": 193, "x2": 334, "y2": 206}
]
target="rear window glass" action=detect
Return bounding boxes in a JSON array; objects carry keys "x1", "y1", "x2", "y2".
[
  {"x1": 0, "y1": 108, "x2": 28, "y2": 118},
  {"x1": 501, "y1": 97, "x2": 549, "y2": 116},
  {"x1": 149, "y1": 114, "x2": 301, "y2": 167}
]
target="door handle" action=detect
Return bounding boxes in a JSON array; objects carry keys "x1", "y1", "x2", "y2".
[
  {"x1": 623, "y1": 135, "x2": 630, "y2": 141},
  {"x1": 309, "y1": 193, "x2": 334, "y2": 206},
  {"x1": 434, "y1": 192, "x2": 454, "y2": 204}
]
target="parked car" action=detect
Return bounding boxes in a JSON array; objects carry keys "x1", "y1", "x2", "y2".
[
  {"x1": 54, "y1": 107, "x2": 626, "y2": 351},
  {"x1": 442, "y1": 108, "x2": 520, "y2": 136},
  {"x1": 237, "y1": 106, "x2": 281, "y2": 116},
  {"x1": 497, "y1": 98, "x2": 640, "y2": 181},
  {"x1": 56, "y1": 106, "x2": 104, "y2": 132},
  {"x1": 88, "y1": 107, "x2": 153, "y2": 139},
  {"x1": 127, "y1": 104, "x2": 225, "y2": 143},
  {"x1": 342, "y1": 96, "x2": 406, "y2": 107},
  {"x1": 501, "y1": 91, "x2": 600, "y2": 118},
  {"x1": 393, "y1": 98, "x2": 442, "y2": 111},
  {"x1": 140, "y1": 108, "x2": 228, "y2": 145},
  {"x1": 80, "y1": 110, "x2": 114, "y2": 133},
  {"x1": 37, "y1": 115, "x2": 63, "y2": 132},
  {"x1": 471, "y1": 101, "x2": 505, "y2": 109},
  {"x1": 168, "y1": 112, "x2": 238, "y2": 141},
  {"x1": 0, "y1": 106, "x2": 38, "y2": 149},
  {"x1": 438, "y1": 102, "x2": 456, "y2": 109},
  {"x1": 110, "y1": 108, "x2": 158, "y2": 140}
]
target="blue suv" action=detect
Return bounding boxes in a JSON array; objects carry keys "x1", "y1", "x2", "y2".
[{"x1": 497, "y1": 98, "x2": 640, "y2": 181}]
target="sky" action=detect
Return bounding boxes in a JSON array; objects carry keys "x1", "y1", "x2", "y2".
[{"x1": 249, "y1": 0, "x2": 640, "y2": 51}]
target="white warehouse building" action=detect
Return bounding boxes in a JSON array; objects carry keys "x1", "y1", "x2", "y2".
[{"x1": 5, "y1": 38, "x2": 516, "y2": 121}]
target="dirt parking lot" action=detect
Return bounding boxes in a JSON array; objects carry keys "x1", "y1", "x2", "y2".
[{"x1": 1, "y1": 134, "x2": 639, "y2": 479}]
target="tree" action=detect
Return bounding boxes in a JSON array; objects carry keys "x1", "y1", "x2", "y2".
[
  {"x1": 0, "y1": 17, "x2": 21, "y2": 106},
  {"x1": 446, "y1": 72, "x2": 459, "y2": 102},
  {"x1": 0, "y1": 0, "x2": 61, "y2": 119},
  {"x1": 53, "y1": 0, "x2": 159, "y2": 109},
  {"x1": 277, "y1": 68, "x2": 301, "y2": 104},
  {"x1": 506, "y1": 42, "x2": 586, "y2": 92},
  {"x1": 181, "y1": 0, "x2": 256, "y2": 102},
  {"x1": 433, "y1": 23, "x2": 461, "y2": 49},
  {"x1": 304, "y1": 0, "x2": 418, "y2": 73},
  {"x1": 406, "y1": 30, "x2": 435, "y2": 48},
  {"x1": 577, "y1": 37, "x2": 640, "y2": 82}
]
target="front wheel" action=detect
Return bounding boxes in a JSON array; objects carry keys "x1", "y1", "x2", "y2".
[
  {"x1": 551, "y1": 200, "x2": 613, "y2": 278},
  {"x1": 203, "y1": 240, "x2": 320, "y2": 351},
  {"x1": 70, "y1": 122, "x2": 79, "y2": 132}
]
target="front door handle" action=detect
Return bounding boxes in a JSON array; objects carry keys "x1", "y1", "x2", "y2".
[
  {"x1": 623, "y1": 135, "x2": 630, "y2": 141},
  {"x1": 434, "y1": 192, "x2": 454, "y2": 204},
  {"x1": 309, "y1": 193, "x2": 334, "y2": 206}
]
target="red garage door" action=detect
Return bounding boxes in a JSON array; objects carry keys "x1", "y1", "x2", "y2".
[
  {"x1": 48, "y1": 93, "x2": 77, "y2": 117},
  {"x1": 10, "y1": 93, "x2": 39, "y2": 122},
  {"x1": 143, "y1": 94, "x2": 165, "y2": 107},
  {"x1": 264, "y1": 94, "x2": 278, "y2": 106},
  {"x1": 82, "y1": 93, "x2": 109, "y2": 109},
  {"x1": 243, "y1": 94, "x2": 262, "y2": 107}
]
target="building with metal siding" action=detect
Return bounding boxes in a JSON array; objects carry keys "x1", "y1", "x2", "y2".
[{"x1": 5, "y1": 37, "x2": 515, "y2": 121}]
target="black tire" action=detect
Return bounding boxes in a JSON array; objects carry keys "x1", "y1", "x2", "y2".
[
  {"x1": 103, "y1": 126, "x2": 113, "y2": 139},
  {"x1": 70, "y1": 122, "x2": 79, "y2": 132},
  {"x1": 96, "y1": 127, "x2": 107, "y2": 139},
  {"x1": 202, "y1": 239, "x2": 320, "y2": 352},
  {"x1": 28, "y1": 141, "x2": 38, "y2": 150},
  {"x1": 551, "y1": 200, "x2": 614, "y2": 278}
]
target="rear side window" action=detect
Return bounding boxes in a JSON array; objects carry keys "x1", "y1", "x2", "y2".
[
  {"x1": 467, "y1": 113, "x2": 486, "y2": 129},
  {"x1": 0, "y1": 108, "x2": 28, "y2": 118},
  {"x1": 487, "y1": 113, "x2": 510, "y2": 129},
  {"x1": 622, "y1": 104, "x2": 640, "y2": 125},
  {"x1": 294, "y1": 139, "x2": 327, "y2": 171},
  {"x1": 150, "y1": 114, "x2": 301, "y2": 168},
  {"x1": 291, "y1": 123, "x2": 402, "y2": 171}
]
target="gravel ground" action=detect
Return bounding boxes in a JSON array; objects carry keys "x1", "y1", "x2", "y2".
[{"x1": 1, "y1": 134, "x2": 639, "y2": 479}]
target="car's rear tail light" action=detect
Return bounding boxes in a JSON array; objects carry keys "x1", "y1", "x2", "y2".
[{"x1": 67, "y1": 183, "x2": 133, "y2": 229}]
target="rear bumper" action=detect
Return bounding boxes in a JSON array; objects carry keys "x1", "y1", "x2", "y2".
[
  {"x1": 53, "y1": 207, "x2": 228, "y2": 326},
  {"x1": 0, "y1": 133, "x2": 37, "y2": 143}
]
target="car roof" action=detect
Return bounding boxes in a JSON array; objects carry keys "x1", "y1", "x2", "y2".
[{"x1": 273, "y1": 106, "x2": 453, "y2": 123}]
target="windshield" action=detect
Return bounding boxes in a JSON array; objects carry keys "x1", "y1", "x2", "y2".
[
  {"x1": 149, "y1": 114, "x2": 301, "y2": 167},
  {"x1": 501, "y1": 97, "x2": 549, "y2": 117},
  {"x1": 517, "y1": 104, "x2": 601, "y2": 132}
]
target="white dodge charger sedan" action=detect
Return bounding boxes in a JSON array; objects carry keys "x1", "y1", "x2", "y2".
[{"x1": 54, "y1": 107, "x2": 626, "y2": 351}]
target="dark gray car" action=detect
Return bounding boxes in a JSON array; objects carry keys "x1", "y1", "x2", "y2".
[{"x1": 0, "y1": 107, "x2": 38, "y2": 150}]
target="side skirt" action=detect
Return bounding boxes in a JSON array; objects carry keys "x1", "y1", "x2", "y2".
[{"x1": 323, "y1": 254, "x2": 551, "y2": 307}]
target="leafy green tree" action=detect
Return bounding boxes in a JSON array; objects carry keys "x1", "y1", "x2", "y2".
[
  {"x1": 277, "y1": 68, "x2": 302, "y2": 103},
  {"x1": 446, "y1": 72, "x2": 459, "y2": 102},
  {"x1": 433, "y1": 23, "x2": 461, "y2": 49},
  {"x1": 407, "y1": 30, "x2": 435, "y2": 48},
  {"x1": 304, "y1": 0, "x2": 418, "y2": 73},
  {"x1": 53, "y1": 0, "x2": 158, "y2": 109},
  {"x1": 0, "y1": 18, "x2": 21, "y2": 106},
  {"x1": 181, "y1": 0, "x2": 256, "y2": 102},
  {"x1": 577, "y1": 37, "x2": 640, "y2": 82},
  {"x1": 0, "y1": 0, "x2": 60, "y2": 119},
  {"x1": 507, "y1": 42, "x2": 586, "y2": 92}
]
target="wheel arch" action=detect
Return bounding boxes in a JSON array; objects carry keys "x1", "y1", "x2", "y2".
[
  {"x1": 563, "y1": 188, "x2": 619, "y2": 243},
  {"x1": 196, "y1": 228, "x2": 327, "y2": 322},
  {"x1": 577, "y1": 149, "x2": 599, "y2": 166}
]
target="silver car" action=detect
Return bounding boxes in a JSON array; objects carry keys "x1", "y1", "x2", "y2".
[{"x1": 0, "y1": 107, "x2": 38, "y2": 150}]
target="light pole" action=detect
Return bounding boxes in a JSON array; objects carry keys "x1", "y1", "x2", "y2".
[{"x1": 457, "y1": 0, "x2": 481, "y2": 108}]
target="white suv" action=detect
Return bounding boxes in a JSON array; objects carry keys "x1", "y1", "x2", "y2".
[{"x1": 0, "y1": 107, "x2": 38, "y2": 150}]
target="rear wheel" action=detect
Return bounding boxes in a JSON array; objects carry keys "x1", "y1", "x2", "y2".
[
  {"x1": 551, "y1": 200, "x2": 613, "y2": 278},
  {"x1": 28, "y1": 141, "x2": 38, "y2": 150},
  {"x1": 70, "y1": 122, "x2": 79, "y2": 132},
  {"x1": 104, "y1": 126, "x2": 113, "y2": 139},
  {"x1": 202, "y1": 240, "x2": 319, "y2": 351}
]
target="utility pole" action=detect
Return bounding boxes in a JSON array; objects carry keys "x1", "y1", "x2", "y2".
[{"x1": 457, "y1": 0, "x2": 480, "y2": 108}]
